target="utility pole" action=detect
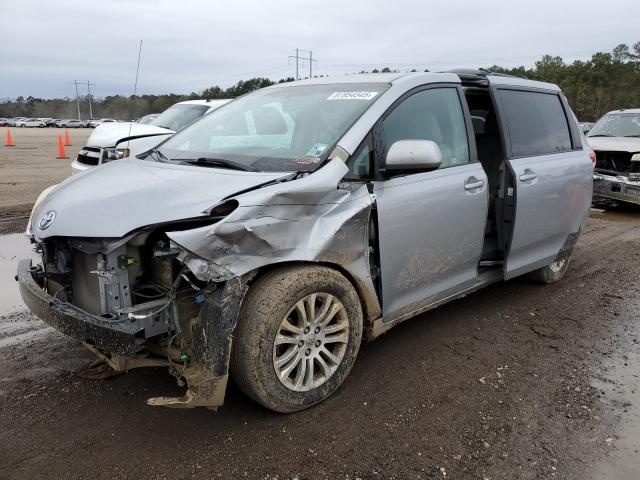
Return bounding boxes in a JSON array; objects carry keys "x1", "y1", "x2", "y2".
[
  {"x1": 71, "y1": 80, "x2": 81, "y2": 120},
  {"x1": 289, "y1": 48, "x2": 299, "y2": 80},
  {"x1": 85, "y1": 81, "x2": 96, "y2": 119},
  {"x1": 289, "y1": 49, "x2": 317, "y2": 80}
]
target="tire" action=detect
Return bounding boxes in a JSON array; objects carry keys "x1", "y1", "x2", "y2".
[
  {"x1": 61, "y1": 124, "x2": 67, "y2": 128},
  {"x1": 528, "y1": 248, "x2": 572, "y2": 284},
  {"x1": 231, "y1": 265, "x2": 363, "y2": 413},
  {"x1": 20, "y1": 124, "x2": 26, "y2": 128}
]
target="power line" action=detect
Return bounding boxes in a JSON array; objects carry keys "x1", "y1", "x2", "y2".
[
  {"x1": 289, "y1": 49, "x2": 318, "y2": 80},
  {"x1": 319, "y1": 48, "x2": 600, "y2": 72}
]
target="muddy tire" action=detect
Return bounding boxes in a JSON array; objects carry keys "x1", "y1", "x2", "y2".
[
  {"x1": 528, "y1": 248, "x2": 572, "y2": 284},
  {"x1": 230, "y1": 265, "x2": 363, "y2": 413}
]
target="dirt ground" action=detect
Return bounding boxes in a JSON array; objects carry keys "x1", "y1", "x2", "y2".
[
  {"x1": 0, "y1": 127, "x2": 90, "y2": 234},
  {"x1": 0, "y1": 132, "x2": 639, "y2": 479}
]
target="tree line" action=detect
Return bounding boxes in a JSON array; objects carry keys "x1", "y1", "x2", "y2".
[
  {"x1": 1, "y1": 42, "x2": 638, "y2": 122},
  {"x1": 488, "y1": 42, "x2": 640, "y2": 121}
]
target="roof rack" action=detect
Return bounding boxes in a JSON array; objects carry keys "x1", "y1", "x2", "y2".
[{"x1": 446, "y1": 68, "x2": 525, "y2": 79}]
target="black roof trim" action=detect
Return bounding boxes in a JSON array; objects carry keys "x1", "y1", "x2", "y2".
[{"x1": 446, "y1": 68, "x2": 525, "y2": 79}]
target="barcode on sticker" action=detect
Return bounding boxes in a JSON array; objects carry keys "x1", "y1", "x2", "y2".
[{"x1": 327, "y1": 91, "x2": 378, "y2": 100}]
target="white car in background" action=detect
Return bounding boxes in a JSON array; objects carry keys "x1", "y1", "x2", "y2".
[
  {"x1": 589, "y1": 108, "x2": 640, "y2": 204},
  {"x1": 88, "y1": 118, "x2": 118, "y2": 128},
  {"x1": 55, "y1": 119, "x2": 88, "y2": 128},
  {"x1": 16, "y1": 118, "x2": 46, "y2": 128},
  {"x1": 71, "y1": 99, "x2": 231, "y2": 174}
]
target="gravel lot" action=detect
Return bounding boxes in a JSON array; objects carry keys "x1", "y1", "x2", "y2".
[
  {"x1": 0, "y1": 130, "x2": 638, "y2": 479},
  {"x1": 0, "y1": 127, "x2": 90, "y2": 234}
]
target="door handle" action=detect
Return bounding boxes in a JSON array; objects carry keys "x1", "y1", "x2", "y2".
[
  {"x1": 464, "y1": 179, "x2": 485, "y2": 190},
  {"x1": 519, "y1": 172, "x2": 538, "y2": 182}
]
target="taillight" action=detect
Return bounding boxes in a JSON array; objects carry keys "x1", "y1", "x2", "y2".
[{"x1": 589, "y1": 150, "x2": 597, "y2": 167}]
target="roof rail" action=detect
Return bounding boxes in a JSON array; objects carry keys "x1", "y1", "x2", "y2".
[{"x1": 446, "y1": 68, "x2": 526, "y2": 80}]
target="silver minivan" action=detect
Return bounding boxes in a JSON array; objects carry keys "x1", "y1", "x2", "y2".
[{"x1": 18, "y1": 71, "x2": 593, "y2": 412}]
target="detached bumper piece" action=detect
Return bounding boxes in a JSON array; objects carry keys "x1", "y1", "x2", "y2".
[
  {"x1": 17, "y1": 259, "x2": 144, "y2": 356},
  {"x1": 593, "y1": 173, "x2": 640, "y2": 206}
]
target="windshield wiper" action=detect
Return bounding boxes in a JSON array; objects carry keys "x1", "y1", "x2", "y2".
[
  {"x1": 587, "y1": 134, "x2": 612, "y2": 137},
  {"x1": 137, "y1": 147, "x2": 169, "y2": 162},
  {"x1": 150, "y1": 148, "x2": 169, "y2": 162},
  {"x1": 181, "y1": 157, "x2": 258, "y2": 172}
]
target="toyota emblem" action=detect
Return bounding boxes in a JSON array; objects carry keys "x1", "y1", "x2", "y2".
[{"x1": 39, "y1": 210, "x2": 56, "y2": 230}]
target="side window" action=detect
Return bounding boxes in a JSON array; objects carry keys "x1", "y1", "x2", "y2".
[
  {"x1": 382, "y1": 88, "x2": 470, "y2": 169},
  {"x1": 345, "y1": 143, "x2": 371, "y2": 180},
  {"x1": 496, "y1": 90, "x2": 571, "y2": 157}
]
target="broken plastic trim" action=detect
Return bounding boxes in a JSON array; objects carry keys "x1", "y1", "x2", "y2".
[{"x1": 147, "y1": 276, "x2": 249, "y2": 410}]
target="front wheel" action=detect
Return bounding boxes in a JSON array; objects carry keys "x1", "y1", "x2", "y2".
[
  {"x1": 20, "y1": 124, "x2": 26, "y2": 128},
  {"x1": 528, "y1": 248, "x2": 572, "y2": 284},
  {"x1": 231, "y1": 265, "x2": 363, "y2": 413}
]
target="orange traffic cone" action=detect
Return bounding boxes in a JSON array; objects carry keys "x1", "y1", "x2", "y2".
[
  {"x1": 56, "y1": 135, "x2": 69, "y2": 159},
  {"x1": 63, "y1": 129, "x2": 72, "y2": 146},
  {"x1": 5, "y1": 129, "x2": 14, "y2": 146}
]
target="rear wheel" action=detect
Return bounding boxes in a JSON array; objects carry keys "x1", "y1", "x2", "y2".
[
  {"x1": 231, "y1": 265, "x2": 363, "y2": 413},
  {"x1": 528, "y1": 248, "x2": 572, "y2": 284}
]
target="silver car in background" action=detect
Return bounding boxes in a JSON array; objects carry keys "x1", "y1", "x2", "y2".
[{"x1": 18, "y1": 71, "x2": 592, "y2": 413}]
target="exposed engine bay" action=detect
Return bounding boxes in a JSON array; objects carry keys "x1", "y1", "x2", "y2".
[{"x1": 26, "y1": 218, "x2": 239, "y2": 407}]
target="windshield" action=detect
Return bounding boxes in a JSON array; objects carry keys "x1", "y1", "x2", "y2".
[
  {"x1": 149, "y1": 104, "x2": 209, "y2": 131},
  {"x1": 157, "y1": 83, "x2": 389, "y2": 172},
  {"x1": 588, "y1": 113, "x2": 640, "y2": 137},
  {"x1": 138, "y1": 114, "x2": 156, "y2": 125}
]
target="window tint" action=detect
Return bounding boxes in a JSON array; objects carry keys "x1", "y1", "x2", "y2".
[
  {"x1": 383, "y1": 88, "x2": 469, "y2": 169},
  {"x1": 497, "y1": 90, "x2": 571, "y2": 157}
]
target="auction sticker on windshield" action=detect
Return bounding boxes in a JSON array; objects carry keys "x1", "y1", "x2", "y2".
[
  {"x1": 327, "y1": 91, "x2": 378, "y2": 100},
  {"x1": 306, "y1": 143, "x2": 328, "y2": 157}
]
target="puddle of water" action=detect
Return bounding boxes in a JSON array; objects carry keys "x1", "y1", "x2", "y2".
[
  {"x1": 0, "y1": 233, "x2": 39, "y2": 315},
  {"x1": 590, "y1": 299, "x2": 640, "y2": 479},
  {"x1": 589, "y1": 208, "x2": 640, "y2": 223}
]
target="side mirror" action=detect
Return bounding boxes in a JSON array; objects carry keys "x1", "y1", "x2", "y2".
[{"x1": 385, "y1": 139, "x2": 442, "y2": 170}]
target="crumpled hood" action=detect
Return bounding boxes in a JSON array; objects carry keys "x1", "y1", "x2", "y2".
[
  {"x1": 587, "y1": 136, "x2": 640, "y2": 153},
  {"x1": 32, "y1": 159, "x2": 292, "y2": 239},
  {"x1": 85, "y1": 122, "x2": 173, "y2": 148}
]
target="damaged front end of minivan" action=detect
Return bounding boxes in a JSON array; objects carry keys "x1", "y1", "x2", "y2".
[{"x1": 17, "y1": 157, "x2": 380, "y2": 409}]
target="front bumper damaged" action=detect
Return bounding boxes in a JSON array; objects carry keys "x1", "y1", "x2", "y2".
[
  {"x1": 17, "y1": 259, "x2": 143, "y2": 356},
  {"x1": 593, "y1": 173, "x2": 640, "y2": 205},
  {"x1": 17, "y1": 258, "x2": 248, "y2": 410}
]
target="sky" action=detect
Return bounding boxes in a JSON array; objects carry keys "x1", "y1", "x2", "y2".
[{"x1": 0, "y1": 0, "x2": 638, "y2": 99}]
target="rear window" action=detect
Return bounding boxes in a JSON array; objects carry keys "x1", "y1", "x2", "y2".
[{"x1": 497, "y1": 90, "x2": 571, "y2": 157}]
